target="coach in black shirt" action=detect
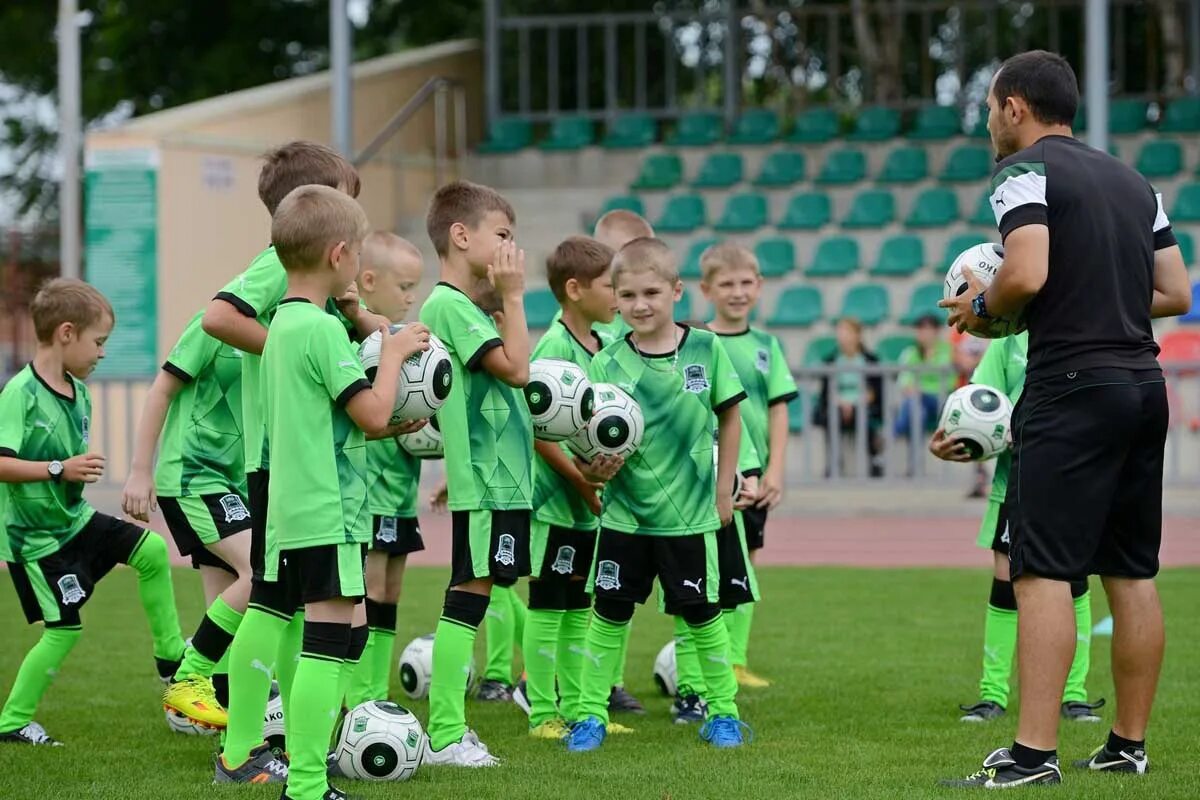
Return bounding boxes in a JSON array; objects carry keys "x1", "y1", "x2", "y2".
[{"x1": 941, "y1": 51, "x2": 1192, "y2": 788}]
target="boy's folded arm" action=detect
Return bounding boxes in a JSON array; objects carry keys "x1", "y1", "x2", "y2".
[
  {"x1": 535, "y1": 439, "x2": 590, "y2": 494},
  {"x1": 202, "y1": 297, "x2": 268, "y2": 355}
]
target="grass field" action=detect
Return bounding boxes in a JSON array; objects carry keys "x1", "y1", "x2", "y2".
[{"x1": 1, "y1": 565, "x2": 1198, "y2": 800}]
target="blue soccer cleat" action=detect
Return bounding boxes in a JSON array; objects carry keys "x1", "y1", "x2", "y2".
[
  {"x1": 699, "y1": 715, "x2": 752, "y2": 749},
  {"x1": 565, "y1": 716, "x2": 607, "y2": 752}
]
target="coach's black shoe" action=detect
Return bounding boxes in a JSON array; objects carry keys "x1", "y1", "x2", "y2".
[
  {"x1": 1073, "y1": 742, "x2": 1149, "y2": 774},
  {"x1": 0, "y1": 722, "x2": 63, "y2": 746},
  {"x1": 475, "y1": 679, "x2": 513, "y2": 702},
  {"x1": 941, "y1": 748, "x2": 1062, "y2": 788},
  {"x1": 608, "y1": 685, "x2": 645, "y2": 714},
  {"x1": 959, "y1": 701, "x2": 1006, "y2": 722},
  {"x1": 1061, "y1": 698, "x2": 1105, "y2": 722}
]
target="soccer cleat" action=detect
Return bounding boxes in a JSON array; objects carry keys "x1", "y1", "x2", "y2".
[
  {"x1": 214, "y1": 742, "x2": 289, "y2": 784},
  {"x1": 528, "y1": 719, "x2": 570, "y2": 740},
  {"x1": 671, "y1": 693, "x2": 708, "y2": 724},
  {"x1": 606, "y1": 721, "x2": 635, "y2": 735},
  {"x1": 422, "y1": 733, "x2": 500, "y2": 767},
  {"x1": 565, "y1": 716, "x2": 607, "y2": 753},
  {"x1": 941, "y1": 748, "x2": 1062, "y2": 788},
  {"x1": 281, "y1": 787, "x2": 356, "y2": 800},
  {"x1": 0, "y1": 722, "x2": 63, "y2": 746},
  {"x1": 474, "y1": 679, "x2": 513, "y2": 702},
  {"x1": 733, "y1": 665, "x2": 771, "y2": 688},
  {"x1": 1073, "y1": 742, "x2": 1149, "y2": 774},
  {"x1": 608, "y1": 685, "x2": 645, "y2": 714},
  {"x1": 463, "y1": 728, "x2": 491, "y2": 754},
  {"x1": 326, "y1": 750, "x2": 344, "y2": 777},
  {"x1": 156, "y1": 655, "x2": 183, "y2": 685},
  {"x1": 699, "y1": 716, "x2": 751, "y2": 749},
  {"x1": 1061, "y1": 698, "x2": 1105, "y2": 723},
  {"x1": 163, "y1": 675, "x2": 228, "y2": 729},
  {"x1": 959, "y1": 701, "x2": 1006, "y2": 722},
  {"x1": 512, "y1": 678, "x2": 531, "y2": 716}
]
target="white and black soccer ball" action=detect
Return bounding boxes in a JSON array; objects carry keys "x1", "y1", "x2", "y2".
[
  {"x1": 398, "y1": 634, "x2": 477, "y2": 700},
  {"x1": 333, "y1": 700, "x2": 424, "y2": 782},
  {"x1": 263, "y1": 680, "x2": 285, "y2": 749},
  {"x1": 525, "y1": 358, "x2": 595, "y2": 442},
  {"x1": 938, "y1": 384, "x2": 1014, "y2": 461},
  {"x1": 653, "y1": 639, "x2": 677, "y2": 697},
  {"x1": 567, "y1": 383, "x2": 644, "y2": 461},
  {"x1": 359, "y1": 324, "x2": 454, "y2": 422},
  {"x1": 943, "y1": 243, "x2": 1027, "y2": 339},
  {"x1": 396, "y1": 415, "x2": 443, "y2": 459},
  {"x1": 165, "y1": 707, "x2": 218, "y2": 736}
]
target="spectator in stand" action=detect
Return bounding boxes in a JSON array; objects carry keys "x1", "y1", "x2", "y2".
[
  {"x1": 813, "y1": 317, "x2": 884, "y2": 478},
  {"x1": 894, "y1": 314, "x2": 954, "y2": 475}
]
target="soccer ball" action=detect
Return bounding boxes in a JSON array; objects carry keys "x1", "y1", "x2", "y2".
[
  {"x1": 164, "y1": 707, "x2": 217, "y2": 736},
  {"x1": 358, "y1": 324, "x2": 454, "y2": 422},
  {"x1": 263, "y1": 680, "x2": 285, "y2": 749},
  {"x1": 943, "y1": 243, "x2": 1027, "y2": 339},
  {"x1": 567, "y1": 383, "x2": 644, "y2": 461},
  {"x1": 396, "y1": 415, "x2": 443, "y2": 459},
  {"x1": 525, "y1": 358, "x2": 595, "y2": 441},
  {"x1": 397, "y1": 634, "x2": 477, "y2": 700},
  {"x1": 938, "y1": 384, "x2": 1014, "y2": 461},
  {"x1": 653, "y1": 639, "x2": 677, "y2": 697},
  {"x1": 333, "y1": 700, "x2": 424, "y2": 782}
]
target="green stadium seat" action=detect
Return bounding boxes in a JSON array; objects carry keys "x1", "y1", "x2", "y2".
[
  {"x1": 668, "y1": 111, "x2": 723, "y2": 146},
  {"x1": 655, "y1": 194, "x2": 706, "y2": 233},
  {"x1": 1170, "y1": 184, "x2": 1200, "y2": 222},
  {"x1": 1136, "y1": 140, "x2": 1183, "y2": 178},
  {"x1": 680, "y1": 237, "x2": 719, "y2": 279},
  {"x1": 602, "y1": 114, "x2": 656, "y2": 149},
  {"x1": 807, "y1": 236, "x2": 860, "y2": 277},
  {"x1": 692, "y1": 153, "x2": 744, "y2": 188},
  {"x1": 877, "y1": 334, "x2": 917, "y2": 363},
  {"x1": 525, "y1": 289, "x2": 560, "y2": 328},
  {"x1": 849, "y1": 106, "x2": 901, "y2": 141},
  {"x1": 729, "y1": 109, "x2": 780, "y2": 144},
  {"x1": 597, "y1": 195, "x2": 645, "y2": 218},
  {"x1": 909, "y1": 105, "x2": 961, "y2": 140},
  {"x1": 906, "y1": 187, "x2": 960, "y2": 228},
  {"x1": 970, "y1": 191, "x2": 997, "y2": 227},
  {"x1": 1177, "y1": 230, "x2": 1195, "y2": 266},
  {"x1": 939, "y1": 232, "x2": 990, "y2": 272},
  {"x1": 778, "y1": 192, "x2": 832, "y2": 230},
  {"x1": 714, "y1": 192, "x2": 767, "y2": 232},
  {"x1": 803, "y1": 335, "x2": 838, "y2": 365},
  {"x1": 878, "y1": 146, "x2": 928, "y2": 183},
  {"x1": 539, "y1": 116, "x2": 594, "y2": 150},
  {"x1": 940, "y1": 145, "x2": 992, "y2": 182},
  {"x1": 1160, "y1": 98, "x2": 1200, "y2": 133},
  {"x1": 477, "y1": 118, "x2": 532, "y2": 153},
  {"x1": 901, "y1": 282, "x2": 947, "y2": 324},
  {"x1": 839, "y1": 284, "x2": 890, "y2": 326},
  {"x1": 767, "y1": 285, "x2": 822, "y2": 327},
  {"x1": 870, "y1": 234, "x2": 925, "y2": 277},
  {"x1": 969, "y1": 109, "x2": 990, "y2": 139},
  {"x1": 630, "y1": 153, "x2": 683, "y2": 191},
  {"x1": 754, "y1": 237, "x2": 796, "y2": 278},
  {"x1": 842, "y1": 189, "x2": 895, "y2": 228},
  {"x1": 753, "y1": 151, "x2": 806, "y2": 187},
  {"x1": 816, "y1": 149, "x2": 867, "y2": 185},
  {"x1": 1109, "y1": 99, "x2": 1149, "y2": 134},
  {"x1": 788, "y1": 107, "x2": 840, "y2": 143},
  {"x1": 788, "y1": 392, "x2": 806, "y2": 432}
]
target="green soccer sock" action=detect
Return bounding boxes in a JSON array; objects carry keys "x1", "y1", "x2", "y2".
[
  {"x1": 612, "y1": 617, "x2": 632, "y2": 688},
  {"x1": 276, "y1": 610, "x2": 305, "y2": 744},
  {"x1": 428, "y1": 613, "x2": 480, "y2": 751},
  {"x1": 127, "y1": 532, "x2": 186, "y2": 662},
  {"x1": 484, "y1": 586, "x2": 518, "y2": 684},
  {"x1": 287, "y1": 627, "x2": 346, "y2": 800},
  {"x1": 556, "y1": 608, "x2": 590, "y2": 723},
  {"x1": 0, "y1": 626, "x2": 81, "y2": 733},
  {"x1": 1064, "y1": 591, "x2": 1093, "y2": 703},
  {"x1": 978, "y1": 603, "x2": 1018, "y2": 707},
  {"x1": 723, "y1": 603, "x2": 754, "y2": 667},
  {"x1": 222, "y1": 607, "x2": 289, "y2": 766},
  {"x1": 576, "y1": 612, "x2": 631, "y2": 725},
  {"x1": 523, "y1": 607, "x2": 564, "y2": 727},
  {"x1": 345, "y1": 629, "x2": 376, "y2": 708},
  {"x1": 175, "y1": 596, "x2": 244, "y2": 681},
  {"x1": 689, "y1": 614, "x2": 739, "y2": 719},
  {"x1": 338, "y1": 626, "x2": 369, "y2": 710},
  {"x1": 674, "y1": 616, "x2": 708, "y2": 696},
  {"x1": 368, "y1": 601, "x2": 399, "y2": 702}
]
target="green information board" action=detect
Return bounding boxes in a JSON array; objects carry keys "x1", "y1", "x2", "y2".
[{"x1": 84, "y1": 148, "x2": 159, "y2": 379}]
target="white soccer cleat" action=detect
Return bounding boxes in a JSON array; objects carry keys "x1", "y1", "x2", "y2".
[{"x1": 422, "y1": 733, "x2": 499, "y2": 767}]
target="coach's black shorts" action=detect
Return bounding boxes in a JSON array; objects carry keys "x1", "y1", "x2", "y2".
[
  {"x1": 990, "y1": 502, "x2": 1011, "y2": 556},
  {"x1": 716, "y1": 517, "x2": 759, "y2": 609},
  {"x1": 449, "y1": 509, "x2": 531, "y2": 589},
  {"x1": 1007, "y1": 367, "x2": 1167, "y2": 582},
  {"x1": 588, "y1": 528, "x2": 720, "y2": 615},
  {"x1": 369, "y1": 515, "x2": 425, "y2": 556},
  {"x1": 741, "y1": 506, "x2": 768, "y2": 551},
  {"x1": 278, "y1": 543, "x2": 367, "y2": 604},
  {"x1": 159, "y1": 491, "x2": 250, "y2": 575},
  {"x1": 8, "y1": 512, "x2": 147, "y2": 627},
  {"x1": 245, "y1": 469, "x2": 299, "y2": 616}
]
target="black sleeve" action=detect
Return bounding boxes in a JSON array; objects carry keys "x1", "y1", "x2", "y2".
[
  {"x1": 0, "y1": 447, "x2": 16, "y2": 458},
  {"x1": 714, "y1": 390, "x2": 748, "y2": 416},
  {"x1": 161, "y1": 362, "x2": 195, "y2": 383},
  {"x1": 465, "y1": 338, "x2": 504, "y2": 372},
  {"x1": 335, "y1": 378, "x2": 372, "y2": 408},
  {"x1": 214, "y1": 291, "x2": 257, "y2": 318},
  {"x1": 1154, "y1": 225, "x2": 1179, "y2": 252},
  {"x1": 768, "y1": 390, "x2": 800, "y2": 407},
  {"x1": 998, "y1": 205, "x2": 1049, "y2": 241},
  {"x1": 741, "y1": 467, "x2": 763, "y2": 479}
]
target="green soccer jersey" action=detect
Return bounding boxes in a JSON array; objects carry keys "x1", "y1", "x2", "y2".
[
  {"x1": 419, "y1": 283, "x2": 534, "y2": 511},
  {"x1": 366, "y1": 437, "x2": 420, "y2": 518},
  {"x1": 971, "y1": 332, "x2": 1028, "y2": 510},
  {"x1": 551, "y1": 308, "x2": 629, "y2": 341},
  {"x1": 155, "y1": 312, "x2": 246, "y2": 498},
  {"x1": 0, "y1": 365, "x2": 97, "y2": 562},
  {"x1": 710, "y1": 328, "x2": 798, "y2": 469},
  {"x1": 262, "y1": 299, "x2": 373, "y2": 550},
  {"x1": 590, "y1": 325, "x2": 746, "y2": 535},
  {"x1": 531, "y1": 320, "x2": 607, "y2": 530}
]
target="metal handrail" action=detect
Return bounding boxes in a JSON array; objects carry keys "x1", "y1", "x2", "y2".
[{"x1": 353, "y1": 76, "x2": 467, "y2": 188}]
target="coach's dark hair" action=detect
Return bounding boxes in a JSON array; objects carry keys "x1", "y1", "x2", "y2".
[{"x1": 992, "y1": 50, "x2": 1079, "y2": 127}]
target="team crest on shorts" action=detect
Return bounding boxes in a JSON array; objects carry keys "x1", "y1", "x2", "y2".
[
  {"x1": 756, "y1": 348, "x2": 770, "y2": 374},
  {"x1": 683, "y1": 364, "x2": 709, "y2": 393},
  {"x1": 595, "y1": 559, "x2": 621, "y2": 590},
  {"x1": 80, "y1": 415, "x2": 90, "y2": 446},
  {"x1": 57, "y1": 574, "x2": 86, "y2": 605},
  {"x1": 550, "y1": 545, "x2": 576, "y2": 575},
  {"x1": 377, "y1": 517, "x2": 398, "y2": 544},
  {"x1": 494, "y1": 533, "x2": 516, "y2": 566},
  {"x1": 219, "y1": 494, "x2": 250, "y2": 524}
]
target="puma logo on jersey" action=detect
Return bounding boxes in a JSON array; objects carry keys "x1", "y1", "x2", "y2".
[
  {"x1": 682, "y1": 577, "x2": 704, "y2": 595},
  {"x1": 338, "y1": 360, "x2": 357, "y2": 369},
  {"x1": 33, "y1": 419, "x2": 51, "y2": 430}
]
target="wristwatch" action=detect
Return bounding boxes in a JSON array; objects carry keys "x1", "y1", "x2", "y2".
[
  {"x1": 47, "y1": 460, "x2": 64, "y2": 482},
  {"x1": 971, "y1": 292, "x2": 992, "y2": 320}
]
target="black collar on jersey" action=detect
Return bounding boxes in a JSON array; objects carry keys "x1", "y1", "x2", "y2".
[
  {"x1": 624, "y1": 322, "x2": 690, "y2": 358},
  {"x1": 556, "y1": 319, "x2": 604, "y2": 354},
  {"x1": 710, "y1": 326, "x2": 751, "y2": 338},
  {"x1": 436, "y1": 280, "x2": 497, "y2": 315},
  {"x1": 29, "y1": 363, "x2": 76, "y2": 403},
  {"x1": 278, "y1": 297, "x2": 315, "y2": 306}
]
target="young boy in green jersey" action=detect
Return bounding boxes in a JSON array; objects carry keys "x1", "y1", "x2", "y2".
[
  {"x1": 929, "y1": 332, "x2": 1102, "y2": 724},
  {"x1": 699, "y1": 243, "x2": 798, "y2": 688},
  {"x1": 122, "y1": 309, "x2": 253, "y2": 732},
  {"x1": 566, "y1": 237, "x2": 750, "y2": 752},
  {"x1": 262, "y1": 184, "x2": 432, "y2": 800},
  {"x1": 418, "y1": 180, "x2": 533, "y2": 766},
  {"x1": 0, "y1": 279, "x2": 186, "y2": 746}
]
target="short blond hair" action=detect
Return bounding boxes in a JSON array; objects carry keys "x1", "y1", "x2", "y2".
[
  {"x1": 593, "y1": 210, "x2": 654, "y2": 251},
  {"x1": 612, "y1": 237, "x2": 678, "y2": 287},
  {"x1": 272, "y1": 184, "x2": 370, "y2": 272},
  {"x1": 426, "y1": 180, "x2": 516, "y2": 257},
  {"x1": 30, "y1": 278, "x2": 115, "y2": 343},
  {"x1": 546, "y1": 236, "x2": 615, "y2": 301},
  {"x1": 699, "y1": 241, "x2": 761, "y2": 283},
  {"x1": 361, "y1": 231, "x2": 423, "y2": 274}
]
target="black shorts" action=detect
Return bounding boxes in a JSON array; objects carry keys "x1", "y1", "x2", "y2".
[
  {"x1": 989, "y1": 503, "x2": 1011, "y2": 556},
  {"x1": 1007, "y1": 367, "x2": 1168, "y2": 582},
  {"x1": 449, "y1": 509, "x2": 531, "y2": 589},
  {"x1": 369, "y1": 515, "x2": 425, "y2": 556},
  {"x1": 741, "y1": 506, "x2": 768, "y2": 551},
  {"x1": 245, "y1": 469, "x2": 297, "y2": 617},
  {"x1": 159, "y1": 491, "x2": 251, "y2": 575},
  {"x1": 530, "y1": 521, "x2": 596, "y2": 583},
  {"x1": 8, "y1": 512, "x2": 147, "y2": 627},
  {"x1": 716, "y1": 518, "x2": 759, "y2": 608},
  {"x1": 278, "y1": 543, "x2": 368, "y2": 604},
  {"x1": 588, "y1": 528, "x2": 721, "y2": 615}
]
